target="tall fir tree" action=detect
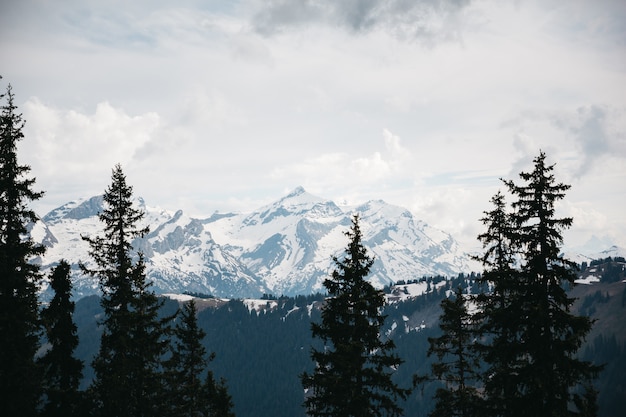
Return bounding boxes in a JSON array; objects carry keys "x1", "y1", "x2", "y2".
[
  {"x1": 201, "y1": 374, "x2": 235, "y2": 417},
  {"x1": 503, "y1": 151, "x2": 600, "y2": 416},
  {"x1": 301, "y1": 215, "x2": 410, "y2": 417},
  {"x1": 0, "y1": 81, "x2": 45, "y2": 417},
  {"x1": 166, "y1": 299, "x2": 234, "y2": 417},
  {"x1": 82, "y1": 164, "x2": 170, "y2": 417},
  {"x1": 476, "y1": 151, "x2": 600, "y2": 417},
  {"x1": 39, "y1": 260, "x2": 84, "y2": 417},
  {"x1": 474, "y1": 191, "x2": 525, "y2": 416},
  {"x1": 427, "y1": 286, "x2": 482, "y2": 417}
]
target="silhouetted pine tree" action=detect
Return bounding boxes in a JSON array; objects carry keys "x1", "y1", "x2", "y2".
[
  {"x1": 503, "y1": 151, "x2": 600, "y2": 416},
  {"x1": 474, "y1": 191, "x2": 524, "y2": 416},
  {"x1": 39, "y1": 260, "x2": 83, "y2": 417},
  {"x1": 0, "y1": 81, "x2": 45, "y2": 417},
  {"x1": 301, "y1": 215, "x2": 410, "y2": 417},
  {"x1": 82, "y1": 164, "x2": 170, "y2": 417},
  {"x1": 201, "y1": 374, "x2": 235, "y2": 417},
  {"x1": 427, "y1": 286, "x2": 482, "y2": 417},
  {"x1": 166, "y1": 299, "x2": 235, "y2": 417},
  {"x1": 476, "y1": 151, "x2": 600, "y2": 417}
]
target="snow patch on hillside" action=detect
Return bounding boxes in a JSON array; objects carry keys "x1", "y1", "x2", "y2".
[
  {"x1": 163, "y1": 293, "x2": 194, "y2": 302},
  {"x1": 575, "y1": 275, "x2": 601, "y2": 285},
  {"x1": 244, "y1": 299, "x2": 278, "y2": 313}
]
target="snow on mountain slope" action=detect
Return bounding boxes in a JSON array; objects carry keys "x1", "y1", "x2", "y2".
[
  {"x1": 563, "y1": 245, "x2": 626, "y2": 269},
  {"x1": 37, "y1": 196, "x2": 267, "y2": 299},
  {"x1": 34, "y1": 187, "x2": 476, "y2": 299},
  {"x1": 137, "y1": 207, "x2": 268, "y2": 299},
  {"x1": 201, "y1": 187, "x2": 348, "y2": 295},
  {"x1": 354, "y1": 199, "x2": 473, "y2": 288}
]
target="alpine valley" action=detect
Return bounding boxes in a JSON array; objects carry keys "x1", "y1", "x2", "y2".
[{"x1": 30, "y1": 186, "x2": 477, "y2": 299}]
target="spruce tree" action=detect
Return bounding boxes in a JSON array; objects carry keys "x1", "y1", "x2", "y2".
[
  {"x1": 301, "y1": 215, "x2": 410, "y2": 417},
  {"x1": 82, "y1": 164, "x2": 170, "y2": 417},
  {"x1": 166, "y1": 299, "x2": 234, "y2": 417},
  {"x1": 476, "y1": 151, "x2": 600, "y2": 416},
  {"x1": 0, "y1": 81, "x2": 45, "y2": 417},
  {"x1": 427, "y1": 286, "x2": 482, "y2": 417},
  {"x1": 201, "y1": 375, "x2": 235, "y2": 417},
  {"x1": 39, "y1": 260, "x2": 83, "y2": 417},
  {"x1": 167, "y1": 299, "x2": 206, "y2": 416},
  {"x1": 474, "y1": 191, "x2": 524, "y2": 416},
  {"x1": 503, "y1": 151, "x2": 600, "y2": 416}
]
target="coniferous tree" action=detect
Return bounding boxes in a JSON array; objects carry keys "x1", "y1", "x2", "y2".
[
  {"x1": 427, "y1": 286, "x2": 482, "y2": 417},
  {"x1": 39, "y1": 260, "x2": 83, "y2": 417},
  {"x1": 0, "y1": 80, "x2": 45, "y2": 417},
  {"x1": 201, "y1": 375, "x2": 235, "y2": 417},
  {"x1": 474, "y1": 191, "x2": 524, "y2": 416},
  {"x1": 82, "y1": 164, "x2": 170, "y2": 417},
  {"x1": 166, "y1": 299, "x2": 235, "y2": 417},
  {"x1": 301, "y1": 215, "x2": 410, "y2": 417},
  {"x1": 476, "y1": 151, "x2": 600, "y2": 417},
  {"x1": 503, "y1": 151, "x2": 600, "y2": 416}
]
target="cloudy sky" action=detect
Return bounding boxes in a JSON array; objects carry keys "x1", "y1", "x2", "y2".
[{"x1": 1, "y1": 0, "x2": 625, "y2": 253}]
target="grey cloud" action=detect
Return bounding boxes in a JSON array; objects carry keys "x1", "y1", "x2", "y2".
[
  {"x1": 251, "y1": 0, "x2": 472, "y2": 42},
  {"x1": 566, "y1": 105, "x2": 626, "y2": 178},
  {"x1": 509, "y1": 132, "x2": 539, "y2": 178},
  {"x1": 577, "y1": 107, "x2": 612, "y2": 151},
  {"x1": 506, "y1": 105, "x2": 626, "y2": 180}
]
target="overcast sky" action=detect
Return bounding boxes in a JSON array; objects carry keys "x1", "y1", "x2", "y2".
[{"x1": 1, "y1": 0, "x2": 625, "y2": 253}]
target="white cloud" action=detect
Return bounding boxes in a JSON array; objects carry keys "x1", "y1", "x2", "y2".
[
  {"x1": 382, "y1": 129, "x2": 410, "y2": 161},
  {"x1": 270, "y1": 129, "x2": 413, "y2": 192},
  {"x1": 20, "y1": 99, "x2": 160, "y2": 202}
]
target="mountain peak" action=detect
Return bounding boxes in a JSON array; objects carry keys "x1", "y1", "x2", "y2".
[
  {"x1": 286, "y1": 186, "x2": 307, "y2": 198},
  {"x1": 35, "y1": 189, "x2": 473, "y2": 299},
  {"x1": 276, "y1": 187, "x2": 325, "y2": 208},
  {"x1": 43, "y1": 195, "x2": 105, "y2": 224}
]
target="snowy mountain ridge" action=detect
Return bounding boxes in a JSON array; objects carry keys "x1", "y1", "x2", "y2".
[{"x1": 31, "y1": 187, "x2": 486, "y2": 298}]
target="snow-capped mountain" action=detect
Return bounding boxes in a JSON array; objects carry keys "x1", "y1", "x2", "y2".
[
  {"x1": 34, "y1": 187, "x2": 476, "y2": 299},
  {"x1": 563, "y1": 245, "x2": 626, "y2": 267}
]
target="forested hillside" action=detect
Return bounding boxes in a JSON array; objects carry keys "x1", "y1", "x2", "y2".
[{"x1": 71, "y1": 269, "x2": 625, "y2": 417}]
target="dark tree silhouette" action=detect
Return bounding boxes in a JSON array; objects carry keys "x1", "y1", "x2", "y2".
[
  {"x1": 427, "y1": 286, "x2": 482, "y2": 417},
  {"x1": 0, "y1": 80, "x2": 45, "y2": 417},
  {"x1": 474, "y1": 190, "x2": 524, "y2": 416},
  {"x1": 302, "y1": 215, "x2": 410, "y2": 417},
  {"x1": 39, "y1": 260, "x2": 83, "y2": 417},
  {"x1": 476, "y1": 151, "x2": 600, "y2": 417},
  {"x1": 166, "y1": 299, "x2": 234, "y2": 417},
  {"x1": 201, "y1": 374, "x2": 235, "y2": 417},
  {"x1": 82, "y1": 164, "x2": 171, "y2": 417}
]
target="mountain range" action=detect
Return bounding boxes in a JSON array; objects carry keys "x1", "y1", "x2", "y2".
[{"x1": 31, "y1": 186, "x2": 477, "y2": 299}]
